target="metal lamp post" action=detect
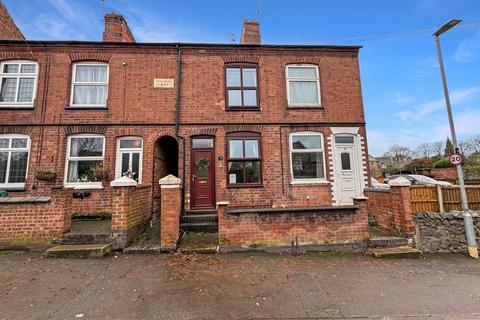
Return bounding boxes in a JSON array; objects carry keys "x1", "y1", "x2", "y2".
[{"x1": 433, "y1": 20, "x2": 478, "y2": 258}]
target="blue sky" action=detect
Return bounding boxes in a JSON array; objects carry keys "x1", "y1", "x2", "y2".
[{"x1": 4, "y1": 0, "x2": 480, "y2": 156}]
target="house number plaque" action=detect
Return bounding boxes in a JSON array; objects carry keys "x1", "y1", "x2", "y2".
[{"x1": 153, "y1": 78, "x2": 174, "y2": 88}]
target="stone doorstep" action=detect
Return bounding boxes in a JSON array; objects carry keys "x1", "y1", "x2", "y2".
[
  {"x1": 369, "y1": 246, "x2": 422, "y2": 259},
  {"x1": 46, "y1": 244, "x2": 111, "y2": 259}
]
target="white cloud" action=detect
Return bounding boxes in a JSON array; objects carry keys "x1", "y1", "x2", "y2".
[
  {"x1": 434, "y1": 112, "x2": 480, "y2": 137},
  {"x1": 396, "y1": 86, "x2": 480, "y2": 121},
  {"x1": 454, "y1": 30, "x2": 480, "y2": 63}
]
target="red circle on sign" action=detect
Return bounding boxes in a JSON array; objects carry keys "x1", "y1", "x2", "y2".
[{"x1": 448, "y1": 153, "x2": 463, "y2": 166}]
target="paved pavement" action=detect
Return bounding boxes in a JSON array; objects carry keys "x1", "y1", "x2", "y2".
[{"x1": 1, "y1": 251, "x2": 480, "y2": 319}]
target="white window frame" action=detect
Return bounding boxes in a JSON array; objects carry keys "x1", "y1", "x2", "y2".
[
  {"x1": 0, "y1": 60, "x2": 39, "y2": 108},
  {"x1": 285, "y1": 64, "x2": 321, "y2": 107},
  {"x1": 289, "y1": 132, "x2": 327, "y2": 184},
  {"x1": 70, "y1": 62, "x2": 109, "y2": 107},
  {"x1": 115, "y1": 137, "x2": 143, "y2": 184},
  {"x1": 64, "y1": 134, "x2": 105, "y2": 189},
  {"x1": 0, "y1": 134, "x2": 30, "y2": 189}
]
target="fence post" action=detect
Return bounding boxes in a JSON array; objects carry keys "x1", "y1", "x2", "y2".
[{"x1": 437, "y1": 185, "x2": 445, "y2": 213}]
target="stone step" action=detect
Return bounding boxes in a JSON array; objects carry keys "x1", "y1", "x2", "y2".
[
  {"x1": 181, "y1": 214, "x2": 218, "y2": 223},
  {"x1": 46, "y1": 244, "x2": 111, "y2": 259},
  {"x1": 370, "y1": 246, "x2": 422, "y2": 259},
  {"x1": 61, "y1": 233, "x2": 111, "y2": 245},
  {"x1": 178, "y1": 232, "x2": 218, "y2": 254},
  {"x1": 180, "y1": 221, "x2": 218, "y2": 233},
  {"x1": 368, "y1": 237, "x2": 409, "y2": 248}
]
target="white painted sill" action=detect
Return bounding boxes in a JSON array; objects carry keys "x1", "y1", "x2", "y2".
[
  {"x1": 290, "y1": 180, "x2": 330, "y2": 186},
  {"x1": 64, "y1": 183, "x2": 103, "y2": 190}
]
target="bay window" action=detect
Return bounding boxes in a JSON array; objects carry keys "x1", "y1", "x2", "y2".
[
  {"x1": 116, "y1": 137, "x2": 143, "y2": 183},
  {"x1": 0, "y1": 60, "x2": 38, "y2": 108},
  {"x1": 225, "y1": 64, "x2": 259, "y2": 109},
  {"x1": 286, "y1": 64, "x2": 320, "y2": 106},
  {"x1": 0, "y1": 134, "x2": 30, "y2": 188},
  {"x1": 65, "y1": 135, "x2": 105, "y2": 187},
  {"x1": 70, "y1": 62, "x2": 108, "y2": 107},
  {"x1": 290, "y1": 133, "x2": 325, "y2": 181},
  {"x1": 227, "y1": 132, "x2": 261, "y2": 185}
]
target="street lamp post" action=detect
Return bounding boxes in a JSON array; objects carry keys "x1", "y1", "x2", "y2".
[{"x1": 433, "y1": 20, "x2": 478, "y2": 259}]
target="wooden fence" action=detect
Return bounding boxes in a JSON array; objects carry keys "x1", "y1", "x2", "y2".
[{"x1": 410, "y1": 185, "x2": 480, "y2": 213}]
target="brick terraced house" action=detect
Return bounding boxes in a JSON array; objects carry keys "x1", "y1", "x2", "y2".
[{"x1": 0, "y1": 3, "x2": 370, "y2": 251}]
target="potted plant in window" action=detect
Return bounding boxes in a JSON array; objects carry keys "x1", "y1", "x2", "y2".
[
  {"x1": 91, "y1": 163, "x2": 109, "y2": 182},
  {"x1": 35, "y1": 170, "x2": 57, "y2": 181},
  {"x1": 195, "y1": 157, "x2": 209, "y2": 177}
]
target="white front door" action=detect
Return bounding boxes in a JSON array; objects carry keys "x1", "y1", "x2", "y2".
[{"x1": 334, "y1": 142, "x2": 359, "y2": 204}]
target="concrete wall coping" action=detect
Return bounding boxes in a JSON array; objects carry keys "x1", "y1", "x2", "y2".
[
  {"x1": 227, "y1": 205, "x2": 358, "y2": 215},
  {"x1": 110, "y1": 176, "x2": 137, "y2": 187},
  {"x1": 0, "y1": 196, "x2": 51, "y2": 204},
  {"x1": 159, "y1": 174, "x2": 181, "y2": 187}
]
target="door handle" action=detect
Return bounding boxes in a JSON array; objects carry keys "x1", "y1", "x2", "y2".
[{"x1": 192, "y1": 174, "x2": 197, "y2": 181}]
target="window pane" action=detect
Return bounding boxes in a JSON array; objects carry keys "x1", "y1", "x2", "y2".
[
  {"x1": 243, "y1": 90, "x2": 257, "y2": 106},
  {"x1": 228, "y1": 161, "x2": 244, "y2": 184},
  {"x1": 242, "y1": 68, "x2": 257, "y2": 87},
  {"x1": 245, "y1": 140, "x2": 259, "y2": 158},
  {"x1": 227, "y1": 90, "x2": 242, "y2": 107},
  {"x1": 120, "y1": 138, "x2": 142, "y2": 149},
  {"x1": 75, "y1": 65, "x2": 107, "y2": 82},
  {"x1": 0, "y1": 139, "x2": 9, "y2": 148},
  {"x1": 20, "y1": 64, "x2": 36, "y2": 73},
  {"x1": 192, "y1": 138, "x2": 214, "y2": 149},
  {"x1": 289, "y1": 81, "x2": 319, "y2": 104},
  {"x1": 8, "y1": 151, "x2": 28, "y2": 183},
  {"x1": 287, "y1": 66, "x2": 317, "y2": 78},
  {"x1": 17, "y1": 78, "x2": 34, "y2": 102},
  {"x1": 3, "y1": 64, "x2": 18, "y2": 73},
  {"x1": 121, "y1": 153, "x2": 129, "y2": 176},
  {"x1": 245, "y1": 161, "x2": 260, "y2": 183},
  {"x1": 226, "y1": 68, "x2": 241, "y2": 87},
  {"x1": 12, "y1": 138, "x2": 27, "y2": 148},
  {"x1": 70, "y1": 138, "x2": 103, "y2": 157},
  {"x1": 0, "y1": 78, "x2": 17, "y2": 102},
  {"x1": 67, "y1": 160, "x2": 102, "y2": 182},
  {"x1": 229, "y1": 140, "x2": 243, "y2": 158},
  {"x1": 73, "y1": 85, "x2": 107, "y2": 105},
  {"x1": 341, "y1": 152, "x2": 351, "y2": 170},
  {"x1": 132, "y1": 153, "x2": 140, "y2": 181},
  {"x1": 292, "y1": 152, "x2": 324, "y2": 179},
  {"x1": 292, "y1": 135, "x2": 321, "y2": 150},
  {"x1": 335, "y1": 136, "x2": 354, "y2": 144},
  {"x1": 0, "y1": 152, "x2": 7, "y2": 183}
]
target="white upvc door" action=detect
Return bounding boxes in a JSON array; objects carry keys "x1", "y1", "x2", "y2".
[{"x1": 334, "y1": 143, "x2": 360, "y2": 205}]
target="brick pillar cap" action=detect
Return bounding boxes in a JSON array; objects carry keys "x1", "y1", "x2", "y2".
[
  {"x1": 388, "y1": 177, "x2": 411, "y2": 186},
  {"x1": 159, "y1": 174, "x2": 181, "y2": 186},
  {"x1": 217, "y1": 201, "x2": 230, "y2": 207},
  {"x1": 110, "y1": 176, "x2": 137, "y2": 187},
  {"x1": 352, "y1": 196, "x2": 368, "y2": 201}
]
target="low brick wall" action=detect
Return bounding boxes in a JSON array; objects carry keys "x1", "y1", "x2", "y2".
[
  {"x1": 111, "y1": 184, "x2": 152, "y2": 249},
  {"x1": 0, "y1": 188, "x2": 72, "y2": 242},
  {"x1": 414, "y1": 211, "x2": 480, "y2": 253},
  {"x1": 365, "y1": 185, "x2": 414, "y2": 235},
  {"x1": 218, "y1": 198, "x2": 368, "y2": 249}
]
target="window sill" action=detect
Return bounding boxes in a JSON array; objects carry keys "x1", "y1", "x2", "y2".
[
  {"x1": 290, "y1": 180, "x2": 330, "y2": 186},
  {"x1": 226, "y1": 107, "x2": 261, "y2": 112},
  {"x1": 0, "y1": 106, "x2": 34, "y2": 110},
  {"x1": 0, "y1": 185, "x2": 26, "y2": 191},
  {"x1": 287, "y1": 105, "x2": 323, "y2": 110},
  {"x1": 65, "y1": 106, "x2": 108, "y2": 110},
  {"x1": 64, "y1": 184, "x2": 103, "y2": 190}
]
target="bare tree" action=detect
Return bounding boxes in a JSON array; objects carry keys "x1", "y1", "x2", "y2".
[
  {"x1": 465, "y1": 135, "x2": 480, "y2": 154},
  {"x1": 431, "y1": 141, "x2": 445, "y2": 157},
  {"x1": 384, "y1": 144, "x2": 413, "y2": 163},
  {"x1": 415, "y1": 143, "x2": 433, "y2": 158}
]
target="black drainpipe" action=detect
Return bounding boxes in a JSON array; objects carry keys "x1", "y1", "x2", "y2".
[{"x1": 175, "y1": 44, "x2": 186, "y2": 213}]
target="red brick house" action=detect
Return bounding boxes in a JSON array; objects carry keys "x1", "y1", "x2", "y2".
[{"x1": 0, "y1": 4, "x2": 370, "y2": 250}]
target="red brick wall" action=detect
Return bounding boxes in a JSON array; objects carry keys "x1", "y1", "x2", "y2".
[
  {"x1": 430, "y1": 168, "x2": 456, "y2": 181},
  {"x1": 0, "y1": 2, "x2": 24, "y2": 40},
  {"x1": 0, "y1": 188, "x2": 72, "y2": 242},
  {"x1": 160, "y1": 185, "x2": 182, "y2": 250},
  {"x1": 365, "y1": 186, "x2": 414, "y2": 235},
  {"x1": 218, "y1": 199, "x2": 368, "y2": 247}
]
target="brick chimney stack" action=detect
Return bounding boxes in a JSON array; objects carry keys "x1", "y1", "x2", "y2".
[
  {"x1": 240, "y1": 20, "x2": 260, "y2": 45},
  {"x1": 0, "y1": 1, "x2": 25, "y2": 40},
  {"x1": 103, "y1": 13, "x2": 135, "y2": 42}
]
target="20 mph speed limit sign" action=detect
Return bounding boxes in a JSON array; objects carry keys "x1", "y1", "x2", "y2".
[{"x1": 448, "y1": 153, "x2": 464, "y2": 166}]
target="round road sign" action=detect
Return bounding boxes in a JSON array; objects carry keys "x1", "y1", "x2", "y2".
[{"x1": 448, "y1": 153, "x2": 463, "y2": 166}]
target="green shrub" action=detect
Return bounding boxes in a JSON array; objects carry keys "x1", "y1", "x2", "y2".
[{"x1": 433, "y1": 158, "x2": 452, "y2": 168}]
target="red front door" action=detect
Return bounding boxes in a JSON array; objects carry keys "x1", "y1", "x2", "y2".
[{"x1": 191, "y1": 142, "x2": 215, "y2": 209}]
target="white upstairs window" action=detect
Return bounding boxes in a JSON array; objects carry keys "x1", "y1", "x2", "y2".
[
  {"x1": 0, "y1": 60, "x2": 38, "y2": 108},
  {"x1": 70, "y1": 62, "x2": 109, "y2": 107},
  {"x1": 286, "y1": 64, "x2": 320, "y2": 106}
]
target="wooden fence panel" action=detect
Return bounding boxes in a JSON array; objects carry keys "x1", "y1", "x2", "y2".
[
  {"x1": 410, "y1": 185, "x2": 439, "y2": 213},
  {"x1": 410, "y1": 185, "x2": 480, "y2": 213}
]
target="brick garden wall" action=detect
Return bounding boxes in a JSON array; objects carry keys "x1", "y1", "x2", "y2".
[
  {"x1": 218, "y1": 198, "x2": 369, "y2": 248},
  {"x1": 0, "y1": 188, "x2": 72, "y2": 242}
]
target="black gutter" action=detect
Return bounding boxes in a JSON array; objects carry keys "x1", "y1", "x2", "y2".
[
  {"x1": 175, "y1": 44, "x2": 186, "y2": 214},
  {"x1": 0, "y1": 122, "x2": 367, "y2": 127}
]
